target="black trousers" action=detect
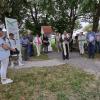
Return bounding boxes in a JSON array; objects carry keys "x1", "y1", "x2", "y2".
[
  {"x1": 88, "y1": 43, "x2": 95, "y2": 58},
  {"x1": 62, "y1": 44, "x2": 69, "y2": 60}
]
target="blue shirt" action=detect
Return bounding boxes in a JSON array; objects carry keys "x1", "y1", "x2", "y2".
[
  {"x1": 86, "y1": 32, "x2": 96, "y2": 43},
  {"x1": 20, "y1": 37, "x2": 29, "y2": 46},
  {"x1": 0, "y1": 38, "x2": 10, "y2": 60}
]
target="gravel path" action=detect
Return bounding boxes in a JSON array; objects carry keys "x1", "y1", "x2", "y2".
[
  {"x1": 13, "y1": 52, "x2": 100, "y2": 75},
  {"x1": 48, "y1": 52, "x2": 100, "y2": 75},
  {"x1": 14, "y1": 59, "x2": 66, "y2": 69}
]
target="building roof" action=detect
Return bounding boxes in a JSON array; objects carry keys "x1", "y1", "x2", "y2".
[{"x1": 41, "y1": 26, "x2": 53, "y2": 34}]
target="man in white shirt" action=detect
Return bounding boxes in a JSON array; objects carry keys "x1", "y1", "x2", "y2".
[
  {"x1": 0, "y1": 30, "x2": 14, "y2": 84},
  {"x1": 78, "y1": 32, "x2": 86, "y2": 54}
]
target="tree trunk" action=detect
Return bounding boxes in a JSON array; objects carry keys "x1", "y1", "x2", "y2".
[
  {"x1": 92, "y1": 14, "x2": 99, "y2": 32},
  {"x1": 92, "y1": 3, "x2": 100, "y2": 32},
  {"x1": 70, "y1": 16, "x2": 77, "y2": 38},
  {"x1": 29, "y1": 5, "x2": 40, "y2": 33}
]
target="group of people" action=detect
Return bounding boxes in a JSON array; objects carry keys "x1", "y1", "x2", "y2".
[
  {"x1": 0, "y1": 27, "x2": 100, "y2": 84},
  {"x1": 20, "y1": 33, "x2": 50, "y2": 61},
  {"x1": 0, "y1": 29, "x2": 51, "y2": 84},
  {"x1": 78, "y1": 30, "x2": 100, "y2": 58},
  {"x1": 55, "y1": 30, "x2": 100, "y2": 60}
]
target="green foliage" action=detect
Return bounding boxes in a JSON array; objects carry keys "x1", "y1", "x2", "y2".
[
  {"x1": 25, "y1": 20, "x2": 35, "y2": 33},
  {"x1": 80, "y1": 0, "x2": 100, "y2": 32},
  {"x1": 53, "y1": 18, "x2": 69, "y2": 33},
  {"x1": 83, "y1": 23, "x2": 100, "y2": 32},
  {"x1": 83, "y1": 24, "x2": 93, "y2": 32},
  {"x1": 75, "y1": 20, "x2": 82, "y2": 30},
  {"x1": 0, "y1": 0, "x2": 27, "y2": 26},
  {"x1": 0, "y1": 0, "x2": 99, "y2": 35}
]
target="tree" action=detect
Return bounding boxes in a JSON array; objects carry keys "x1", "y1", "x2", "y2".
[
  {"x1": 52, "y1": 0, "x2": 83, "y2": 36},
  {"x1": 81, "y1": 0, "x2": 100, "y2": 32},
  {"x1": 0, "y1": 0, "x2": 27, "y2": 27}
]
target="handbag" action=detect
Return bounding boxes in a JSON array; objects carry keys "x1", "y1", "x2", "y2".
[{"x1": 10, "y1": 48, "x2": 20, "y2": 55}]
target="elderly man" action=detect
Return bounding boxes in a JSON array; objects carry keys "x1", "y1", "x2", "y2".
[
  {"x1": 61, "y1": 31, "x2": 70, "y2": 60},
  {"x1": 27, "y1": 32, "x2": 34, "y2": 56},
  {"x1": 20, "y1": 34, "x2": 29, "y2": 61},
  {"x1": 86, "y1": 30, "x2": 96, "y2": 58},
  {"x1": 0, "y1": 30, "x2": 14, "y2": 84},
  {"x1": 78, "y1": 32, "x2": 86, "y2": 55}
]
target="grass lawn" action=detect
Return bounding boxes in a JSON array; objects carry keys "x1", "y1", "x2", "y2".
[
  {"x1": 29, "y1": 53, "x2": 49, "y2": 61},
  {"x1": 0, "y1": 65, "x2": 100, "y2": 100}
]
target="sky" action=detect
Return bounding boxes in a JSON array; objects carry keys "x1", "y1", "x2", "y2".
[
  {"x1": 81, "y1": 22, "x2": 89, "y2": 27},
  {"x1": 73, "y1": 22, "x2": 89, "y2": 37}
]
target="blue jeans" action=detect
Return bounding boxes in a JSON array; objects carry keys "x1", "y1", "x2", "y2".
[{"x1": 28, "y1": 44, "x2": 34, "y2": 56}]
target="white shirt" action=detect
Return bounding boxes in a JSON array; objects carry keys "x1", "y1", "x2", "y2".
[
  {"x1": 62, "y1": 34, "x2": 69, "y2": 40},
  {"x1": 62, "y1": 34, "x2": 70, "y2": 44},
  {"x1": 78, "y1": 35, "x2": 87, "y2": 45},
  {"x1": 9, "y1": 39, "x2": 16, "y2": 49},
  {"x1": 78, "y1": 35, "x2": 86, "y2": 41}
]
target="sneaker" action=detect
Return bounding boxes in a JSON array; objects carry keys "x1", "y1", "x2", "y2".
[
  {"x1": 1, "y1": 78, "x2": 13, "y2": 84},
  {"x1": 19, "y1": 63, "x2": 24, "y2": 66}
]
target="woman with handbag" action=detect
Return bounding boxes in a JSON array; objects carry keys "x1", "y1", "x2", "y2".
[{"x1": 9, "y1": 33, "x2": 24, "y2": 67}]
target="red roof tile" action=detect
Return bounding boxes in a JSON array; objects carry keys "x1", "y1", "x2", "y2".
[{"x1": 41, "y1": 26, "x2": 53, "y2": 34}]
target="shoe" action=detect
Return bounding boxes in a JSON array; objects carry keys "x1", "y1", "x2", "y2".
[
  {"x1": 10, "y1": 62, "x2": 14, "y2": 68},
  {"x1": 18, "y1": 61, "x2": 24, "y2": 66},
  {"x1": 63, "y1": 57, "x2": 65, "y2": 60},
  {"x1": 19, "y1": 63, "x2": 24, "y2": 66},
  {"x1": 1, "y1": 78, "x2": 13, "y2": 84},
  {"x1": 66, "y1": 57, "x2": 69, "y2": 60}
]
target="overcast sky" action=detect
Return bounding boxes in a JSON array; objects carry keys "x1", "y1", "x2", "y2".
[{"x1": 81, "y1": 22, "x2": 89, "y2": 27}]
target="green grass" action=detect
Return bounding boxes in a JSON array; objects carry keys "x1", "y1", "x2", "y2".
[
  {"x1": 29, "y1": 53, "x2": 49, "y2": 61},
  {"x1": 0, "y1": 65, "x2": 100, "y2": 100},
  {"x1": 32, "y1": 45, "x2": 49, "y2": 60},
  {"x1": 51, "y1": 43, "x2": 58, "y2": 52}
]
